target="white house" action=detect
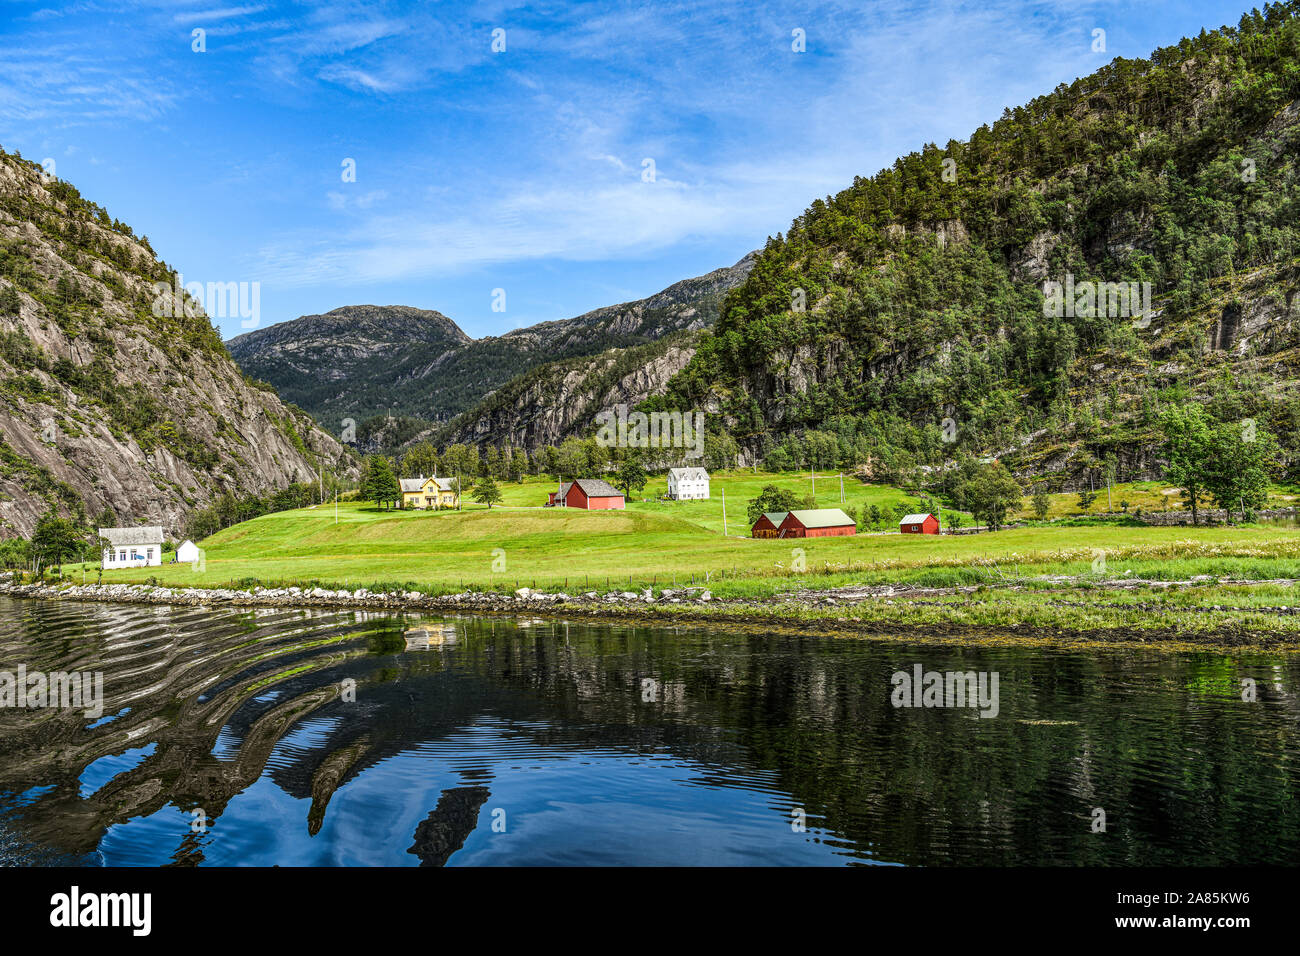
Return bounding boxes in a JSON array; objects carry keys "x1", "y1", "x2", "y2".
[
  {"x1": 176, "y1": 539, "x2": 201, "y2": 563},
  {"x1": 99, "y1": 526, "x2": 164, "y2": 569},
  {"x1": 666, "y1": 467, "x2": 710, "y2": 500}
]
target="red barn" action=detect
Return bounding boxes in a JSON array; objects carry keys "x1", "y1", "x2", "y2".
[
  {"x1": 900, "y1": 512, "x2": 940, "y2": 534},
  {"x1": 778, "y1": 509, "x2": 857, "y2": 538},
  {"x1": 750, "y1": 511, "x2": 788, "y2": 538},
  {"x1": 547, "y1": 479, "x2": 625, "y2": 510}
]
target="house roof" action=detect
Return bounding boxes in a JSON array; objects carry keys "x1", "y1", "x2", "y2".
[
  {"x1": 754, "y1": 511, "x2": 788, "y2": 526},
  {"x1": 99, "y1": 526, "x2": 164, "y2": 546},
  {"x1": 569, "y1": 478, "x2": 623, "y2": 498},
  {"x1": 900, "y1": 513, "x2": 935, "y2": 524},
  {"x1": 401, "y1": 477, "x2": 456, "y2": 493},
  {"x1": 668, "y1": 467, "x2": 709, "y2": 481},
  {"x1": 785, "y1": 508, "x2": 856, "y2": 528}
]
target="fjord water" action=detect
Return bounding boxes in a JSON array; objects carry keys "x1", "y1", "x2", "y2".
[{"x1": 1, "y1": 596, "x2": 1296, "y2": 867}]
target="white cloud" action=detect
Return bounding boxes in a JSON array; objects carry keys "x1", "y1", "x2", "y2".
[{"x1": 173, "y1": 5, "x2": 267, "y2": 23}]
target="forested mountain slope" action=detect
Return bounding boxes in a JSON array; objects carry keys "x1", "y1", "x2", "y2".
[{"x1": 660, "y1": 4, "x2": 1300, "y2": 490}]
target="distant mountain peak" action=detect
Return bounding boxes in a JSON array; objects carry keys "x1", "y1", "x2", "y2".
[{"x1": 225, "y1": 254, "x2": 757, "y2": 429}]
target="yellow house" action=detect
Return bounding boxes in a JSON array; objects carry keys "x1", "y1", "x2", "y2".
[{"x1": 400, "y1": 476, "x2": 460, "y2": 510}]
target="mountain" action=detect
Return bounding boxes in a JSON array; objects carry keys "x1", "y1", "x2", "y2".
[
  {"x1": 227, "y1": 305, "x2": 472, "y2": 433},
  {"x1": 0, "y1": 146, "x2": 347, "y2": 538},
  {"x1": 429, "y1": 253, "x2": 757, "y2": 448},
  {"x1": 226, "y1": 253, "x2": 756, "y2": 435},
  {"x1": 660, "y1": 4, "x2": 1300, "y2": 488},
  {"x1": 432, "y1": 330, "x2": 703, "y2": 449}
]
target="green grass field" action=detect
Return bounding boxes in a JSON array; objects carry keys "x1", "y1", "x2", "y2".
[{"x1": 78, "y1": 471, "x2": 1300, "y2": 599}]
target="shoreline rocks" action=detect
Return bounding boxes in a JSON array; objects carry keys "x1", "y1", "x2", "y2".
[{"x1": 0, "y1": 576, "x2": 717, "y2": 615}]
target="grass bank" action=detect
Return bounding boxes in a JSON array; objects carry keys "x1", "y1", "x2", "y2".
[{"x1": 49, "y1": 472, "x2": 1296, "y2": 644}]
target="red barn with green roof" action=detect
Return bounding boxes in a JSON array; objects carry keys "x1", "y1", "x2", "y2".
[
  {"x1": 750, "y1": 511, "x2": 788, "y2": 538},
  {"x1": 777, "y1": 509, "x2": 857, "y2": 538}
]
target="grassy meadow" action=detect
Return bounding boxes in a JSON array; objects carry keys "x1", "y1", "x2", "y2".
[{"x1": 76, "y1": 471, "x2": 1300, "y2": 600}]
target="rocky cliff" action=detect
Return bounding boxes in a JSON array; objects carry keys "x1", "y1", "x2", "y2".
[
  {"x1": 0, "y1": 146, "x2": 348, "y2": 538},
  {"x1": 434, "y1": 332, "x2": 703, "y2": 448}
]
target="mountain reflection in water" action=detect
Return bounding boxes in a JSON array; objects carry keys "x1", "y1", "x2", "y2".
[{"x1": 1, "y1": 596, "x2": 1297, "y2": 866}]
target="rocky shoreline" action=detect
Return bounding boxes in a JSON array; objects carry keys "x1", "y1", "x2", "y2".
[
  {"x1": 3, "y1": 573, "x2": 1297, "y2": 629},
  {"x1": 0, "y1": 577, "x2": 717, "y2": 614}
]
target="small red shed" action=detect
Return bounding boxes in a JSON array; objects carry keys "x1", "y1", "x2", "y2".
[
  {"x1": 778, "y1": 509, "x2": 857, "y2": 538},
  {"x1": 548, "y1": 479, "x2": 625, "y2": 510},
  {"x1": 900, "y1": 512, "x2": 940, "y2": 534},
  {"x1": 750, "y1": 511, "x2": 789, "y2": 538}
]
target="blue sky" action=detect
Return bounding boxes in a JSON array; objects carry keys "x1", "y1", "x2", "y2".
[{"x1": 0, "y1": 0, "x2": 1252, "y2": 339}]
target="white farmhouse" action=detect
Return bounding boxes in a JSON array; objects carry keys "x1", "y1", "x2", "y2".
[
  {"x1": 666, "y1": 467, "x2": 710, "y2": 500},
  {"x1": 99, "y1": 526, "x2": 164, "y2": 569}
]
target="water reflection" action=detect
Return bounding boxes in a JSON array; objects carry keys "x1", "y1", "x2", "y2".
[{"x1": 0, "y1": 596, "x2": 1297, "y2": 866}]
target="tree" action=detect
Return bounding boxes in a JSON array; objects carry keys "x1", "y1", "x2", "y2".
[
  {"x1": 403, "y1": 442, "x2": 438, "y2": 478},
  {"x1": 704, "y1": 432, "x2": 739, "y2": 471},
  {"x1": 362, "y1": 455, "x2": 400, "y2": 510},
  {"x1": 510, "y1": 450, "x2": 529, "y2": 482},
  {"x1": 1203, "y1": 419, "x2": 1276, "y2": 522},
  {"x1": 1102, "y1": 453, "x2": 1118, "y2": 511},
  {"x1": 1032, "y1": 486, "x2": 1051, "y2": 520},
  {"x1": 964, "y1": 463, "x2": 1022, "y2": 531},
  {"x1": 614, "y1": 458, "x2": 648, "y2": 499},
  {"x1": 553, "y1": 438, "x2": 588, "y2": 480},
  {"x1": 747, "y1": 484, "x2": 801, "y2": 525},
  {"x1": 471, "y1": 476, "x2": 503, "y2": 509},
  {"x1": 868, "y1": 504, "x2": 882, "y2": 530},
  {"x1": 0, "y1": 283, "x2": 21, "y2": 317},
  {"x1": 30, "y1": 509, "x2": 84, "y2": 576},
  {"x1": 1076, "y1": 489, "x2": 1098, "y2": 513},
  {"x1": 1161, "y1": 404, "x2": 1213, "y2": 525},
  {"x1": 0, "y1": 536, "x2": 31, "y2": 570}
]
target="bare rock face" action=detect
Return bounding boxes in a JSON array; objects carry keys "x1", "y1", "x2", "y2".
[
  {"x1": 0, "y1": 147, "x2": 349, "y2": 538},
  {"x1": 437, "y1": 337, "x2": 702, "y2": 449}
]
